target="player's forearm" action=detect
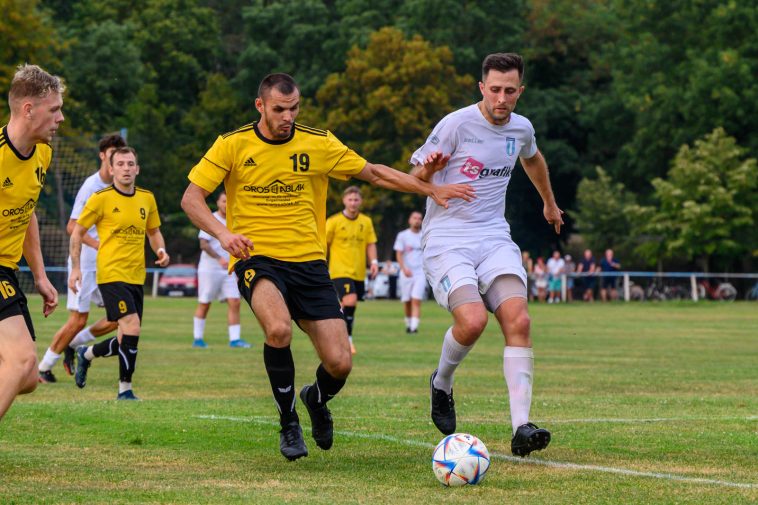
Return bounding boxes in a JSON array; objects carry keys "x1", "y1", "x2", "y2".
[
  {"x1": 81, "y1": 234, "x2": 99, "y2": 250},
  {"x1": 69, "y1": 228, "x2": 84, "y2": 272},
  {"x1": 410, "y1": 164, "x2": 434, "y2": 182},
  {"x1": 147, "y1": 229, "x2": 166, "y2": 256},
  {"x1": 359, "y1": 163, "x2": 435, "y2": 198},
  {"x1": 522, "y1": 151, "x2": 557, "y2": 206},
  {"x1": 22, "y1": 213, "x2": 47, "y2": 280},
  {"x1": 367, "y1": 243, "x2": 378, "y2": 264},
  {"x1": 182, "y1": 185, "x2": 228, "y2": 239}
]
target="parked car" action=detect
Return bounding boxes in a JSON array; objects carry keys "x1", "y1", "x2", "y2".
[{"x1": 158, "y1": 264, "x2": 198, "y2": 297}]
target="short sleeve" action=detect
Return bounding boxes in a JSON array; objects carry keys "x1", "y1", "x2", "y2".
[
  {"x1": 519, "y1": 120, "x2": 538, "y2": 159},
  {"x1": 188, "y1": 135, "x2": 232, "y2": 193},
  {"x1": 198, "y1": 229, "x2": 212, "y2": 241},
  {"x1": 146, "y1": 194, "x2": 161, "y2": 229},
  {"x1": 70, "y1": 178, "x2": 93, "y2": 220},
  {"x1": 409, "y1": 114, "x2": 458, "y2": 167},
  {"x1": 325, "y1": 131, "x2": 366, "y2": 181},
  {"x1": 77, "y1": 193, "x2": 101, "y2": 229},
  {"x1": 393, "y1": 232, "x2": 404, "y2": 252}
]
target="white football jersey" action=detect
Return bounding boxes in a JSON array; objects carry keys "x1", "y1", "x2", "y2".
[
  {"x1": 198, "y1": 212, "x2": 230, "y2": 272},
  {"x1": 393, "y1": 228, "x2": 423, "y2": 272},
  {"x1": 410, "y1": 104, "x2": 538, "y2": 243},
  {"x1": 70, "y1": 171, "x2": 110, "y2": 272}
]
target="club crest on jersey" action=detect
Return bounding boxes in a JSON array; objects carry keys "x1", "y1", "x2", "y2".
[
  {"x1": 459, "y1": 157, "x2": 484, "y2": 180},
  {"x1": 506, "y1": 137, "x2": 516, "y2": 156}
]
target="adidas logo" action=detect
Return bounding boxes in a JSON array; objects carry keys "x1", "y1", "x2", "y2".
[
  {"x1": 2, "y1": 177, "x2": 12, "y2": 188},
  {"x1": 113, "y1": 207, "x2": 120, "y2": 213},
  {"x1": 243, "y1": 157, "x2": 257, "y2": 167}
]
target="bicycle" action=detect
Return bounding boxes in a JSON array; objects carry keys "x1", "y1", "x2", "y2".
[{"x1": 697, "y1": 279, "x2": 737, "y2": 301}]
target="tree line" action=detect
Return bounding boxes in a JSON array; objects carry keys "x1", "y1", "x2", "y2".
[{"x1": 2, "y1": 0, "x2": 755, "y2": 270}]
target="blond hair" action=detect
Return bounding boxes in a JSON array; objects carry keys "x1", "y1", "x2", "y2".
[{"x1": 8, "y1": 64, "x2": 65, "y2": 106}]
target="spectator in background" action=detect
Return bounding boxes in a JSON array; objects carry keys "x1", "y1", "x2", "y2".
[
  {"x1": 577, "y1": 249, "x2": 596, "y2": 302},
  {"x1": 534, "y1": 257, "x2": 548, "y2": 303},
  {"x1": 599, "y1": 248, "x2": 621, "y2": 302},
  {"x1": 563, "y1": 254, "x2": 576, "y2": 302},
  {"x1": 521, "y1": 251, "x2": 534, "y2": 302},
  {"x1": 546, "y1": 250, "x2": 565, "y2": 303},
  {"x1": 383, "y1": 260, "x2": 400, "y2": 300}
]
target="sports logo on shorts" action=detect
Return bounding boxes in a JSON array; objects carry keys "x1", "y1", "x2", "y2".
[
  {"x1": 459, "y1": 157, "x2": 484, "y2": 180},
  {"x1": 244, "y1": 268, "x2": 255, "y2": 288},
  {"x1": 440, "y1": 275, "x2": 452, "y2": 293},
  {"x1": 506, "y1": 137, "x2": 516, "y2": 156}
]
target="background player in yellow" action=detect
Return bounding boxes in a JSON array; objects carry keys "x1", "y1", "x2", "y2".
[
  {"x1": 0, "y1": 64, "x2": 62, "y2": 421},
  {"x1": 69, "y1": 147, "x2": 170, "y2": 400},
  {"x1": 181, "y1": 73, "x2": 475, "y2": 461},
  {"x1": 326, "y1": 186, "x2": 378, "y2": 355}
]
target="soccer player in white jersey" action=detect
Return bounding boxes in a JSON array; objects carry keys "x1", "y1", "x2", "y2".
[
  {"x1": 393, "y1": 211, "x2": 425, "y2": 333},
  {"x1": 410, "y1": 53, "x2": 563, "y2": 457},
  {"x1": 38, "y1": 135, "x2": 123, "y2": 383},
  {"x1": 192, "y1": 191, "x2": 249, "y2": 348}
]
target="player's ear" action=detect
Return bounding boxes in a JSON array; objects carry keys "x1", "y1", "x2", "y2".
[
  {"x1": 255, "y1": 97, "x2": 264, "y2": 114},
  {"x1": 135, "y1": 164, "x2": 140, "y2": 175}
]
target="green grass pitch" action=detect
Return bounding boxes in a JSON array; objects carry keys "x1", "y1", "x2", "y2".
[{"x1": 1, "y1": 296, "x2": 756, "y2": 504}]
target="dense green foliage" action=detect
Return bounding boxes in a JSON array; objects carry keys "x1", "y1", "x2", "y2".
[{"x1": 1, "y1": 0, "x2": 755, "y2": 267}]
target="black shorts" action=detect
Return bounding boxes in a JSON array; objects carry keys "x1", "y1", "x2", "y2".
[
  {"x1": 0, "y1": 266, "x2": 35, "y2": 340},
  {"x1": 234, "y1": 256, "x2": 343, "y2": 321},
  {"x1": 99, "y1": 282, "x2": 144, "y2": 322},
  {"x1": 602, "y1": 276, "x2": 617, "y2": 289},
  {"x1": 332, "y1": 277, "x2": 365, "y2": 301}
]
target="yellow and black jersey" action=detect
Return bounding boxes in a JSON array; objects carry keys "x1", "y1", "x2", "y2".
[
  {"x1": 188, "y1": 122, "x2": 367, "y2": 268},
  {"x1": 326, "y1": 212, "x2": 377, "y2": 281},
  {"x1": 0, "y1": 126, "x2": 52, "y2": 269},
  {"x1": 77, "y1": 185, "x2": 161, "y2": 285}
]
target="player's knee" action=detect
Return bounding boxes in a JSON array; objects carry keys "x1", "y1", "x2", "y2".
[
  {"x1": 264, "y1": 323, "x2": 292, "y2": 346},
  {"x1": 458, "y1": 312, "x2": 488, "y2": 339},
  {"x1": 512, "y1": 311, "x2": 531, "y2": 336},
  {"x1": 325, "y1": 355, "x2": 352, "y2": 379}
]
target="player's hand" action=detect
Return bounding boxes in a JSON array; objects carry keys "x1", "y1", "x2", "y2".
[
  {"x1": 155, "y1": 248, "x2": 170, "y2": 267},
  {"x1": 430, "y1": 183, "x2": 476, "y2": 209},
  {"x1": 424, "y1": 152, "x2": 451, "y2": 174},
  {"x1": 36, "y1": 276, "x2": 58, "y2": 317},
  {"x1": 218, "y1": 257, "x2": 229, "y2": 269},
  {"x1": 219, "y1": 230, "x2": 254, "y2": 260},
  {"x1": 544, "y1": 203, "x2": 564, "y2": 234},
  {"x1": 370, "y1": 262, "x2": 379, "y2": 279},
  {"x1": 68, "y1": 268, "x2": 82, "y2": 295},
  {"x1": 403, "y1": 267, "x2": 412, "y2": 277}
]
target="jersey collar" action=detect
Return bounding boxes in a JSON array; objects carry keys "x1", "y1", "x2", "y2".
[
  {"x1": 2, "y1": 125, "x2": 36, "y2": 161},
  {"x1": 112, "y1": 184, "x2": 136, "y2": 197},
  {"x1": 253, "y1": 122, "x2": 295, "y2": 145}
]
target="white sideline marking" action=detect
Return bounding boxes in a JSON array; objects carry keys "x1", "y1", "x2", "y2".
[
  {"x1": 538, "y1": 415, "x2": 758, "y2": 424},
  {"x1": 194, "y1": 414, "x2": 757, "y2": 490}
]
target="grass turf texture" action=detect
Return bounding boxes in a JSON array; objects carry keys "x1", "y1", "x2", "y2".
[{"x1": 1, "y1": 296, "x2": 756, "y2": 504}]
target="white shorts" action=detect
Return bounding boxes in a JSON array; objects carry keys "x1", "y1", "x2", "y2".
[
  {"x1": 400, "y1": 270, "x2": 427, "y2": 302},
  {"x1": 66, "y1": 270, "x2": 103, "y2": 313},
  {"x1": 198, "y1": 269, "x2": 240, "y2": 303},
  {"x1": 423, "y1": 236, "x2": 526, "y2": 311}
]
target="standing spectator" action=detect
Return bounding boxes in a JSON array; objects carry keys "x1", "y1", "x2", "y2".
[
  {"x1": 521, "y1": 251, "x2": 534, "y2": 302},
  {"x1": 534, "y1": 257, "x2": 548, "y2": 303},
  {"x1": 599, "y1": 248, "x2": 621, "y2": 302},
  {"x1": 546, "y1": 250, "x2": 565, "y2": 303},
  {"x1": 577, "y1": 249, "x2": 597, "y2": 302},
  {"x1": 394, "y1": 211, "x2": 425, "y2": 333},
  {"x1": 563, "y1": 254, "x2": 576, "y2": 302}
]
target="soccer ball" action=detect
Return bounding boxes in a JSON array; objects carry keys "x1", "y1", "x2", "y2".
[{"x1": 432, "y1": 433, "x2": 490, "y2": 486}]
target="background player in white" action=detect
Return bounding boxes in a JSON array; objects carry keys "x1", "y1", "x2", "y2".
[
  {"x1": 192, "y1": 191, "x2": 249, "y2": 348},
  {"x1": 38, "y1": 135, "x2": 123, "y2": 383},
  {"x1": 410, "y1": 53, "x2": 563, "y2": 457},
  {"x1": 393, "y1": 210, "x2": 425, "y2": 333}
]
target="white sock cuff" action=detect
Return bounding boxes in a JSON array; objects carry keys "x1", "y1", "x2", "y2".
[
  {"x1": 445, "y1": 327, "x2": 473, "y2": 352},
  {"x1": 504, "y1": 346, "x2": 534, "y2": 359},
  {"x1": 228, "y1": 324, "x2": 241, "y2": 341}
]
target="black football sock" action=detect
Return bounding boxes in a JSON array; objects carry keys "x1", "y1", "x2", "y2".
[
  {"x1": 342, "y1": 305, "x2": 356, "y2": 336},
  {"x1": 118, "y1": 334, "x2": 139, "y2": 382},
  {"x1": 307, "y1": 364, "x2": 346, "y2": 407},
  {"x1": 92, "y1": 336, "x2": 119, "y2": 358},
  {"x1": 263, "y1": 343, "x2": 297, "y2": 425}
]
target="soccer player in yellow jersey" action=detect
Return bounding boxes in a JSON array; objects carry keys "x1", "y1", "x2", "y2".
[
  {"x1": 326, "y1": 186, "x2": 378, "y2": 355},
  {"x1": 181, "y1": 73, "x2": 475, "y2": 461},
  {"x1": 0, "y1": 64, "x2": 62, "y2": 421},
  {"x1": 69, "y1": 147, "x2": 170, "y2": 400}
]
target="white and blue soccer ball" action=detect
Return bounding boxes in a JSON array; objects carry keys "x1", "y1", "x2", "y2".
[{"x1": 432, "y1": 433, "x2": 490, "y2": 487}]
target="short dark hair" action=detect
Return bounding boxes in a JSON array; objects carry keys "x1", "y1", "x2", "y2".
[
  {"x1": 98, "y1": 134, "x2": 126, "y2": 153},
  {"x1": 258, "y1": 73, "x2": 299, "y2": 99},
  {"x1": 109, "y1": 146, "x2": 138, "y2": 166},
  {"x1": 482, "y1": 53, "x2": 524, "y2": 81}
]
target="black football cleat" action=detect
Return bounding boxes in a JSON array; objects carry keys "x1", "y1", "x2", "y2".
[
  {"x1": 75, "y1": 347, "x2": 91, "y2": 389},
  {"x1": 38, "y1": 370, "x2": 57, "y2": 384},
  {"x1": 511, "y1": 422, "x2": 551, "y2": 457},
  {"x1": 63, "y1": 346, "x2": 76, "y2": 376},
  {"x1": 299, "y1": 385, "x2": 334, "y2": 450},
  {"x1": 279, "y1": 420, "x2": 308, "y2": 461},
  {"x1": 430, "y1": 369, "x2": 456, "y2": 435}
]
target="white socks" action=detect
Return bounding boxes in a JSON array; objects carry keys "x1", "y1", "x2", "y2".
[
  {"x1": 84, "y1": 346, "x2": 95, "y2": 361},
  {"x1": 193, "y1": 317, "x2": 206, "y2": 341},
  {"x1": 69, "y1": 327, "x2": 96, "y2": 348},
  {"x1": 119, "y1": 381, "x2": 132, "y2": 394},
  {"x1": 504, "y1": 346, "x2": 534, "y2": 434},
  {"x1": 228, "y1": 324, "x2": 241, "y2": 342},
  {"x1": 433, "y1": 327, "x2": 473, "y2": 394},
  {"x1": 404, "y1": 316, "x2": 411, "y2": 328},
  {"x1": 38, "y1": 349, "x2": 61, "y2": 372},
  {"x1": 409, "y1": 317, "x2": 420, "y2": 331}
]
